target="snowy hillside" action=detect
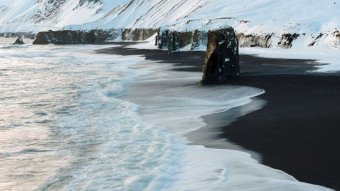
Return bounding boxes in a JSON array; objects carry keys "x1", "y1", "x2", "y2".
[
  {"x1": 67, "y1": 0, "x2": 340, "y2": 49},
  {"x1": 1, "y1": 0, "x2": 339, "y2": 48},
  {"x1": 0, "y1": 0, "x2": 128, "y2": 33}
]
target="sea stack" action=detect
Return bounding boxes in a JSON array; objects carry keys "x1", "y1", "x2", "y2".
[
  {"x1": 202, "y1": 28, "x2": 240, "y2": 85},
  {"x1": 13, "y1": 36, "x2": 24, "y2": 45}
]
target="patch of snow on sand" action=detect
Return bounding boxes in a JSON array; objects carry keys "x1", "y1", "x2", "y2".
[{"x1": 240, "y1": 46, "x2": 340, "y2": 73}]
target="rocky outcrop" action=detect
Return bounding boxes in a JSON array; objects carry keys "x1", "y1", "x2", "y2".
[
  {"x1": 336, "y1": 31, "x2": 340, "y2": 40},
  {"x1": 13, "y1": 36, "x2": 24, "y2": 45},
  {"x1": 157, "y1": 29, "x2": 208, "y2": 52},
  {"x1": 192, "y1": 30, "x2": 208, "y2": 50},
  {"x1": 33, "y1": 30, "x2": 111, "y2": 44},
  {"x1": 156, "y1": 29, "x2": 169, "y2": 49},
  {"x1": 202, "y1": 28, "x2": 240, "y2": 85},
  {"x1": 33, "y1": 28, "x2": 159, "y2": 44},
  {"x1": 335, "y1": 31, "x2": 340, "y2": 46},
  {"x1": 237, "y1": 33, "x2": 272, "y2": 48},
  {"x1": 166, "y1": 31, "x2": 194, "y2": 52},
  {"x1": 308, "y1": 33, "x2": 324, "y2": 47},
  {"x1": 278, "y1": 33, "x2": 299, "y2": 48},
  {"x1": 122, "y1": 28, "x2": 158, "y2": 41}
]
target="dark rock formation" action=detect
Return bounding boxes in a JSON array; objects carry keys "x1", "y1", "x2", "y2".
[
  {"x1": 202, "y1": 28, "x2": 240, "y2": 85},
  {"x1": 167, "y1": 31, "x2": 194, "y2": 52},
  {"x1": 238, "y1": 33, "x2": 272, "y2": 48},
  {"x1": 13, "y1": 36, "x2": 24, "y2": 45},
  {"x1": 192, "y1": 30, "x2": 208, "y2": 50},
  {"x1": 167, "y1": 31, "x2": 180, "y2": 52},
  {"x1": 178, "y1": 32, "x2": 194, "y2": 49},
  {"x1": 309, "y1": 33, "x2": 324, "y2": 47},
  {"x1": 336, "y1": 31, "x2": 340, "y2": 39},
  {"x1": 156, "y1": 29, "x2": 169, "y2": 49},
  {"x1": 336, "y1": 31, "x2": 340, "y2": 46},
  {"x1": 33, "y1": 30, "x2": 111, "y2": 44},
  {"x1": 157, "y1": 29, "x2": 208, "y2": 52},
  {"x1": 278, "y1": 33, "x2": 299, "y2": 48}
]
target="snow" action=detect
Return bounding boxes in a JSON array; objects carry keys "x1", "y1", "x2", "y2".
[
  {"x1": 0, "y1": 0, "x2": 129, "y2": 33},
  {"x1": 1, "y1": 0, "x2": 339, "y2": 49},
  {"x1": 63, "y1": 0, "x2": 340, "y2": 49},
  {"x1": 127, "y1": 33, "x2": 158, "y2": 49},
  {"x1": 240, "y1": 46, "x2": 340, "y2": 73}
]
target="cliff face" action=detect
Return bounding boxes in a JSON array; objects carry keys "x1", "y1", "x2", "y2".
[
  {"x1": 202, "y1": 28, "x2": 240, "y2": 84},
  {"x1": 32, "y1": 28, "x2": 158, "y2": 44},
  {"x1": 66, "y1": 0, "x2": 340, "y2": 49},
  {"x1": 32, "y1": 30, "x2": 112, "y2": 44}
]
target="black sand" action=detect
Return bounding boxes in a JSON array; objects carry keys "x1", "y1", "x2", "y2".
[
  {"x1": 99, "y1": 44, "x2": 340, "y2": 190},
  {"x1": 225, "y1": 75, "x2": 340, "y2": 190}
]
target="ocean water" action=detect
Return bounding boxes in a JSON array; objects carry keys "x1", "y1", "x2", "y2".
[{"x1": 0, "y1": 39, "x2": 332, "y2": 191}]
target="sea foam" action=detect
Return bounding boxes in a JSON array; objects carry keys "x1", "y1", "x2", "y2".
[
  {"x1": 123, "y1": 58, "x2": 333, "y2": 191},
  {"x1": 0, "y1": 41, "x2": 333, "y2": 191}
]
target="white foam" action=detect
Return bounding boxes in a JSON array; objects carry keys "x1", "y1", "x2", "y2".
[
  {"x1": 123, "y1": 58, "x2": 333, "y2": 191},
  {"x1": 0, "y1": 43, "x2": 333, "y2": 191}
]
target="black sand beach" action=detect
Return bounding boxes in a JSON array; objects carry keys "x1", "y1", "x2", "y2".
[
  {"x1": 225, "y1": 77, "x2": 340, "y2": 190},
  {"x1": 99, "y1": 44, "x2": 340, "y2": 190}
]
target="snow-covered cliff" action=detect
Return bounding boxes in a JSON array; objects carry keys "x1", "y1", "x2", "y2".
[
  {"x1": 1, "y1": 0, "x2": 339, "y2": 48},
  {"x1": 65, "y1": 0, "x2": 340, "y2": 48}
]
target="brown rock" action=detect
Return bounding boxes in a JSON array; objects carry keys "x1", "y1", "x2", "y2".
[{"x1": 202, "y1": 28, "x2": 240, "y2": 85}]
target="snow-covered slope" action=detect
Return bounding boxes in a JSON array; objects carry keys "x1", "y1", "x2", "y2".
[
  {"x1": 66, "y1": 0, "x2": 340, "y2": 49},
  {"x1": 1, "y1": 0, "x2": 339, "y2": 48},
  {"x1": 0, "y1": 0, "x2": 128, "y2": 33}
]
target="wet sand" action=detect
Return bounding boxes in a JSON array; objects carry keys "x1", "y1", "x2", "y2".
[{"x1": 98, "y1": 44, "x2": 340, "y2": 190}]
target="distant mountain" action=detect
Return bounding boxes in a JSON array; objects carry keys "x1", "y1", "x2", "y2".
[{"x1": 1, "y1": 0, "x2": 339, "y2": 48}]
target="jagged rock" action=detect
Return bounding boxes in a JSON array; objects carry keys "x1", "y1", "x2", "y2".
[
  {"x1": 202, "y1": 28, "x2": 240, "y2": 85},
  {"x1": 335, "y1": 31, "x2": 340, "y2": 46},
  {"x1": 156, "y1": 29, "x2": 169, "y2": 49},
  {"x1": 167, "y1": 31, "x2": 194, "y2": 53},
  {"x1": 157, "y1": 29, "x2": 207, "y2": 52},
  {"x1": 309, "y1": 33, "x2": 324, "y2": 46},
  {"x1": 192, "y1": 30, "x2": 208, "y2": 50},
  {"x1": 33, "y1": 30, "x2": 110, "y2": 44},
  {"x1": 278, "y1": 33, "x2": 299, "y2": 48},
  {"x1": 167, "y1": 31, "x2": 180, "y2": 52},
  {"x1": 168, "y1": 31, "x2": 193, "y2": 52},
  {"x1": 178, "y1": 32, "x2": 194, "y2": 49},
  {"x1": 237, "y1": 33, "x2": 272, "y2": 48},
  {"x1": 13, "y1": 36, "x2": 24, "y2": 45},
  {"x1": 122, "y1": 28, "x2": 158, "y2": 41}
]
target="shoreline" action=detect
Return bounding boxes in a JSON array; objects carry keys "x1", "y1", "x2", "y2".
[
  {"x1": 225, "y1": 74, "x2": 340, "y2": 190},
  {"x1": 98, "y1": 43, "x2": 340, "y2": 190}
]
